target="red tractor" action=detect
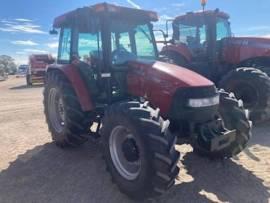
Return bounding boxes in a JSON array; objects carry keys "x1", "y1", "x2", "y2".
[
  {"x1": 160, "y1": 9, "x2": 270, "y2": 123},
  {"x1": 26, "y1": 54, "x2": 55, "y2": 86},
  {"x1": 44, "y1": 3, "x2": 251, "y2": 200}
]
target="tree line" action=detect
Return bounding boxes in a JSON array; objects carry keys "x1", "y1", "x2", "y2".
[{"x1": 0, "y1": 55, "x2": 17, "y2": 75}]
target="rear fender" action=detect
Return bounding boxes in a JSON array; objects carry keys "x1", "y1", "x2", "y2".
[
  {"x1": 160, "y1": 44, "x2": 192, "y2": 62},
  {"x1": 47, "y1": 64, "x2": 94, "y2": 112}
]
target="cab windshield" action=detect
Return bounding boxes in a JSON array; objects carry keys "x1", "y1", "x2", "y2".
[
  {"x1": 173, "y1": 16, "x2": 231, "y2": 52},
  {"x1": 176, "y1": 23, "x2": 207, "y2": 51},
  {"x1": 111, "y1": 22, "x2": 157, "y2": 65},
  {"x1": 173, "y1": 16, "x2": 207, "y2": 53},
  {"x1": 58, "y1": 20, "x2": 157, "y2": 65}
]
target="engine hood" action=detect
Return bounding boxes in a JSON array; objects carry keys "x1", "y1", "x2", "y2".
[
  {"x1": 127, "y1": 60, "x2": 215, "y2": 115},
  {"x1": 225, "y1": 37, "x2": 270, "y2": 49},
  {"x1": 129, "y1": 60, "x2": 213, "y2": 87},
  {"x1": 222, "y1": 37, "x2": 270, "y2": 64}
]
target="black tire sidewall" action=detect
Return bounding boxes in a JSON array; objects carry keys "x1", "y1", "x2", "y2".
[
  {"x1": 26, "y1": 75, "x2": 32, "y2": 86},
  {"x1": 219, "y1": 68, "x2": 270, "y2": 122},
  {"x1": 44, "y1": 74, "x2": 69, "y2": 143},
  {"x1": 102, "y1": 113, "x2": 154, "y2": 197},
  {"x1": 222, "y1": 73, "x2": 263, "y2": 110},
  {"x1": 44, "y1": 71, "x2": 90, "y2": 147}
]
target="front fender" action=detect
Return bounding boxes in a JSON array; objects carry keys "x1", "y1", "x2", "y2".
[{"x1": 47, "y1": 64, "x2": 94, "y2": 112}]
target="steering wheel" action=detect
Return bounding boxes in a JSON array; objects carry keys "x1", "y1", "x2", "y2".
[
  {"x1": 202, "y1": 41, "x2": 208, "y2": 50},
  {"x1": 112, "y1": 47, "x2": 128, "y2": 60},
  {"x1": 112, "y1": 47, "x2": 136, "y2": 65}
]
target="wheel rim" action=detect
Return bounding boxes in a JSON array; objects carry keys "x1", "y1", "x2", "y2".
[
  {"x1": 232, "y1": 82, "x2": 259, "y2": 109},
  {"x1": 48, "y1": 88, "x2": 65, "y2": 133},
  {"x1": 109, "y1": 125, "x2": 141, "y2": 180}
]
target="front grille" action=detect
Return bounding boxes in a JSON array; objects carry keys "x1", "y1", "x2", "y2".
[
  {"x1": 168, "y1": 85, "x2": 218, "y2": 122},
  {"x1": 175, "y1": 86, "x2": 218, "y2": 100}
]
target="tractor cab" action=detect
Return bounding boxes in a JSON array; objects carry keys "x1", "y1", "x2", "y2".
[
  {"x1": 170, "y1": 10, "x2": 231, "y2": 78},
  {"x1": 172, "y1": 10, "x2": 231, "y2": 58},
  {"x1": 52, "y1": 3, "x2": 158, "y2": 103}
]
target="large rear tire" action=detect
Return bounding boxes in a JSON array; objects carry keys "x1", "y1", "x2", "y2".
[
  {"x1": 44, "y1": 71, "x2": 93, "y2": 147},
  {"x1": 192, "y1": 90, "x2": 252, "y2": 159},
  {"x1": 101, "y1": 101, "x2": 180, "y2": 200},
  {"x1": 219, "y1": 67, "x2": 270, "y2": 123},
  {"x1": 257, "y1": 66, "x2": 270, "y2": 76},
  {"x1": 26, "y1": 75, "x2": 32, "y2": 86}
]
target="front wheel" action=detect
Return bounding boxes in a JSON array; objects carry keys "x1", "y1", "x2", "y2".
[
  {"x1": 192, "y1": 90, "x2": 252, "y2": 159},
  {"x1": 101, "y1": 101, "x2": 180, "y2": 200}
]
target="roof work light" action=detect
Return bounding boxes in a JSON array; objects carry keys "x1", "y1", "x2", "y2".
[{"x1": 201, "y1": 0, "x2": 207, "y2": 11}]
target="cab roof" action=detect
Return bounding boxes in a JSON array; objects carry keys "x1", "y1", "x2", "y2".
[
  {"x1": 174, "y1": 9, "x2": 230, "y2": 24},
  {"x1": 53, "y1": 2, "x2": 158, "y2": 28},
  {"x1": 29, "y1": 54, "x2": 53, "y2": 61}
]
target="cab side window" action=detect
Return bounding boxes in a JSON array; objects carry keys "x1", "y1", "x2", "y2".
[
  {"x1": 134, "y1": 24, "x2": 156, "y2": 59},
  {"x1": 78, "y1": 32, "x2": 102, "y2": 61},
  {"x1": 58, "y1": 28, "x2": 71, "y2": 62},
  {"x1": 118, "y1": 32, "x2": 132, "y2": 52},
  {"x1": 216, "y1": 18, "x2": 231, "y2": 40}
]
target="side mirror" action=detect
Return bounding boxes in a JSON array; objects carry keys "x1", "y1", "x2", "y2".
[{"x1": 49, "y1": 29, "x2": 58, "y2": 35}]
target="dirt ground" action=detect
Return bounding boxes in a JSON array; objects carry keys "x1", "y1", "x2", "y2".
[{"x1": 0, "y1": 77, "x2": 269, "y2": 203}]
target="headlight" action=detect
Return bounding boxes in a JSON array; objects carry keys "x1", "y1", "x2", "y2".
[{"x1": 188, "y1": 95, "x2": 219, "y2": 108}]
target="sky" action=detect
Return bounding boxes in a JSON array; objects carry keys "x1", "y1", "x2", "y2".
[{"x1": 0, "y1": 0, "x2": 269, "y2": 64}]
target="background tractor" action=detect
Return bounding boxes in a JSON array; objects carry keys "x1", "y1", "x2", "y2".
[
  {"x1": 26, "y1": 54, "x2": 55, "y2": 86},
  {"x1": 160, "y1": 9, "x2": 270, "y2": 123},
  {"x1": 44, "y1": 3, "x2": 251, "y2": 200}
]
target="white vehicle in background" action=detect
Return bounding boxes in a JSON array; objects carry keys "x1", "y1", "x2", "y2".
[{"x1": 16, "y1": 65, "x2": 28, "y2": 78}]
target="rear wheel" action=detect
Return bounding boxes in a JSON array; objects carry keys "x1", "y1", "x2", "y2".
[
  {"x1": 101, "y1": 101, "x2": 180, "y2": 200},
  {"x1": 26, "y1": 75, "x2": 32, "y2": 86},
  {"x1": 257, "y1": 66, "x2": 270, "y2": 76},
  {"x1": 219, "y1": 67, "x2": 270, "y2": 123},
  {"x1": 192, "y1": 90, "x2": 252, "y2": 159},
  {"x1": 44, "y1": 71, "x2": 93, "y2": 147}
]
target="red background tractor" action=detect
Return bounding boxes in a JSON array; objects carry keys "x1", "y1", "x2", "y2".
[
  {"x1": 160, "y1": 9, "x2": 270, "y2": 123},
  {"x1": 26, "y1": 54, "x2": 55, "y2": 86}
]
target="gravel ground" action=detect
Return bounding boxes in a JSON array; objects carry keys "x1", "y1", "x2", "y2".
[{"x1": 0, "y1": 77, "x2": 269, "y2": 203}]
